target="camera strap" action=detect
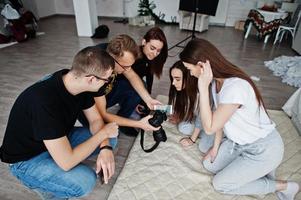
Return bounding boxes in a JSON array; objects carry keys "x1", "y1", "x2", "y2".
[{"x1": 140, "y1": 130, "x2": 160, "y2": 153}]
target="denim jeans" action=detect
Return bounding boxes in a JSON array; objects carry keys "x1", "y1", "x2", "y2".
[
  {"x1": 9, "y1": 127, "x2": 117, "y2": 199},
  {"x1": 106, "y1": 78, "x2": 141, "y2": 118},
  {"x1": 178, "y1": 116, "x2": 215, "y2": 153},
  {"x1": 203, "y1": 129, "x2": 284, "y2": 195},
  {"x1": 78, "y1": 79, "x2": 141, "y2": 127}
]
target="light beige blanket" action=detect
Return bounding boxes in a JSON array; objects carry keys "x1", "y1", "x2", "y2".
[{"x1": 108, "y1": 109, "x2": 301, "y2": 200}]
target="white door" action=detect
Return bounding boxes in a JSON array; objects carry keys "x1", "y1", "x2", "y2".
[{"x1": 209, "y1": 0, "x2": 229, "y2": 25}]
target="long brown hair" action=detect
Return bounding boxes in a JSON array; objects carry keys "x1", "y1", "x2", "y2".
[
  {"x1": 168, "y1": 61, "x2": 198, "y2": 122},
  {"x1": 143, "y1": 27, "x2": 168, "y2": 78},
  {"x1": 179, "y1": 38, "x2": 266, "y2": 110}
]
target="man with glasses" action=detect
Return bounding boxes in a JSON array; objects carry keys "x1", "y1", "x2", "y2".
[
  {"x1": 78, "y1": 34, "x2": 161, "y2": 185},
  {"x1": 0, "y1": 47, "x2": 119, "y2": 199}
]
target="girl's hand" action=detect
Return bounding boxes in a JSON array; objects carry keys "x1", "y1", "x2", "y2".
[
  {"x1": 203, "y1": 147, "x2": 218, "y2": 163},
  {"x1": 179, "y1": 137, "x2": 195, "y2": 147},
  {"x1": 198, "y1": 60, "x2": 213, "y2": 88}
]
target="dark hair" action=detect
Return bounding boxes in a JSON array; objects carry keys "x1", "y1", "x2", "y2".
[
  {"x1": 179, "y1": 38, "x2": 266, "y2": 111},
  {"x1": 168, "y1": 61, "x2": 198, "y2": 122},
  {"x1": 107, "y1": 34, "x2": 139, "y2": 60},
  {"x1": 71, "y1": 47, "x2": 114, "y2": 76},
  {"x1": 143, "y1": 27, "x2": 168, "y2": 78}
]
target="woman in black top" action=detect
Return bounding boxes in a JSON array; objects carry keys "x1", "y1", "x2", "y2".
[{"x1": 130, "y1": 26, "x2": 168, "y2": 94}]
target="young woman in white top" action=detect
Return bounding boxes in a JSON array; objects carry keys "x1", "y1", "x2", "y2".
[
  {"x1": 180, "y1": 38, "x2": 299, "y2": 199},
  {"x1": 168, "y1": 61, "x2": 214, "y2": 152}
]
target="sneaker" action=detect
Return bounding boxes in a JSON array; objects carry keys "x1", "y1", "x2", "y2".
[{"x1": 119, "y1": 126, "x2": 139, "y2": 137}]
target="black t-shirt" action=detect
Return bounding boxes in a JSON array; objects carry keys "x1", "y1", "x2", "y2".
[
  {"x1": 119, "y1": 54, "x2": 153, "y2": 94},
  {"x1": 0, "y1": 69, "x2": 94, "y2": 163}
]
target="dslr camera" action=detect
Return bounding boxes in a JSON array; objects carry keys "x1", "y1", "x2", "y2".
[
  {"x1": 148, "y1": 110, "x2": 167, "y2": 144},
  {"x1": 138, "y1": 106, "x2": 169, "y2": 153}
]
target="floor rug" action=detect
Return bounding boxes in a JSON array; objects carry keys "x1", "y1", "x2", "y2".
[
  {"x1": 108, "y1": 97, "x2": 301, "y2": 200},
  {"x1": 264, "y1": 56, "x2": 301, "y2": 87}
]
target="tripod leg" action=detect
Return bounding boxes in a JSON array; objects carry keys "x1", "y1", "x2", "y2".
[{"x1": 168, "y1": 35, "x2": 193, "y2": 51}]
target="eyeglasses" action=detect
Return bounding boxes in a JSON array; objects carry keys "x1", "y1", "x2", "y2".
[
  {"x1": 85, "y1": 74, "x2": 112, "y2": 83},
  {"x1": 113, "y1": 58, "x2": 132, "y2": 71}
]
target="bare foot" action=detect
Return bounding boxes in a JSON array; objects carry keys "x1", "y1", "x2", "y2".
[{"x1": 276, "y1": 181, "x2": 299, "y2": 200}]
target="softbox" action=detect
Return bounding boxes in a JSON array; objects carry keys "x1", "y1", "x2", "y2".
[{"x1": 179, "y1": 0, "x2": 219, "y2": 16}]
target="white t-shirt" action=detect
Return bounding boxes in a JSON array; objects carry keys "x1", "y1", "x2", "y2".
[{"x1": 211, "y1": 78, "x2": 275, "y2": 145}]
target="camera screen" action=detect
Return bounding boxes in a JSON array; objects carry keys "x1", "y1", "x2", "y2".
[{"x1": 153, "y1": 105, "x2": 173, "y2": 115}]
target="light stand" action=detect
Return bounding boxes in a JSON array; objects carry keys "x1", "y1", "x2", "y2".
[{"x1": 168, "y1": 0, "x2": 199, "y2": 51}]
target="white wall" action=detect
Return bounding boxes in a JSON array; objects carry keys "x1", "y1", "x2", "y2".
[
  {"x1": 152, "y1": 0, "x2": 179, "y2": 22},
  {"x1": 97, "y1": 0, "x2": 130, "y2": 17},
  {"x1": 46, "y1": 0, "x2": 261, "y2": 26},
  {"x1": 35, "y1": 0, "x2": 56, "y2": 18},
  {"x1": 54, "y1": 0, "x2": 74, "y2": 15},
  {"x1": 22, "y1": 0, "x2": 39, "y2": 18},
  {"x1": 34, "y1": 0, "x2": 290, "y2": 26},
  {"x1": 52, "y1": 0, "x2": 178, "y2": 20},
  {"x1": 225, "y1": 0, "x2": 257, "y2": 26},
  {"x1": 53, "y1": 0, "x2": 132, "y2": 17}
]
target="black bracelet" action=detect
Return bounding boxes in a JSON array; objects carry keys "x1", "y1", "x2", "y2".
[
  {"x1": 99, "y1": 145, "x2": 113, "y2": 151},
  {"x1": 189, "y1": 137, "x2": 196, "y2": 143}
]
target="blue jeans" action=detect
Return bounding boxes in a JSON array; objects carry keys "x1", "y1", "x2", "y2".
[
  {"x1": 78, "y1": 79, "x2": 141, "y2": 127},
  {"x1": 203, "y1": 129, "x2": 283, "y2": 195},
  {"x1": 178, "y1": 115, "x2": 215, "y2": 153},
  {"x1": 9, "y1": 127, "x2": 117, "y2": 199},
  {"x1": 106, "y1": 79, "x2": 141, "y2": 118}
]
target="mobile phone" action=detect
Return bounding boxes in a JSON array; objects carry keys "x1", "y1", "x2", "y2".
[{"x1": 153, "y1": 105, "x2": 173, "y2": 115}]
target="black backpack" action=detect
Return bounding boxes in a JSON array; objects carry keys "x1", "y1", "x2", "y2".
[{"x1": 91, "y1": 25, "x2": 109, "y2": 39}]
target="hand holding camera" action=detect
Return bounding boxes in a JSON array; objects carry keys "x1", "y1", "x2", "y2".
[
  {"x1": 140, "y1": 110, "x2": 168, "y2": 153},
  {"x1": 139, "y1": 115, "x2": 160, "y2": 132}
]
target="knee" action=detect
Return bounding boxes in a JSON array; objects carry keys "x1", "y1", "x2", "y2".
[
  {"x1": 212, "y1": 175, "x2": 235, "y2": 194},
  {"x1": 73, "y1": 127, "x2": 90, "y2": 135},
  {"x1": 178, "y1": 122, "x2": 194, "y2": 135},
  {"x1": 67, "y1": 166, "x2": 97, "y2": 197},
  {"x1": 122, "y1": 90, "x2": 141, "y2": 107},
  {"x1": 198, "y1": 142, "x2": 210, "y2": 154},
  {"x1": 130, "y1": 91, "x2": 141, "y2": 104},
  {"x1": 202, "y1": 159, "x2": 218, "y2": 174}
]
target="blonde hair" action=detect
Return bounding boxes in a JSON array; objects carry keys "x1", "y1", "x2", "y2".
[{"x1": 107, "y1": 34, "x2": 139, "y2": 59}]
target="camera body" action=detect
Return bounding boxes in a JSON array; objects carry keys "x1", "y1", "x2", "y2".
[{"x1": 148, "y1": 110, "x2": 167, "y2": 143}]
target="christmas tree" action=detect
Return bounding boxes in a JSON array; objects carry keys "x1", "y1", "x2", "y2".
[{"x1": 138, "y1": 0, "x2": 156, "y2": 16}]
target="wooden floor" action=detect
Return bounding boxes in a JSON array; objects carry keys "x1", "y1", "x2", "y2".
[{"x1": 0, "y1": 16, "x2": 298, "y2": 200}]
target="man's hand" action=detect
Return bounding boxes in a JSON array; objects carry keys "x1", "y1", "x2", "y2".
[
  {"x1": 96, "y1": 149, "x2": 115, "y2": 184},
  {"x1": 139, "y1": 115, "x2": 160, "y2": 131},
  {"x1": 146, "y1": 98, "x2": 162, "y2": 110}
]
